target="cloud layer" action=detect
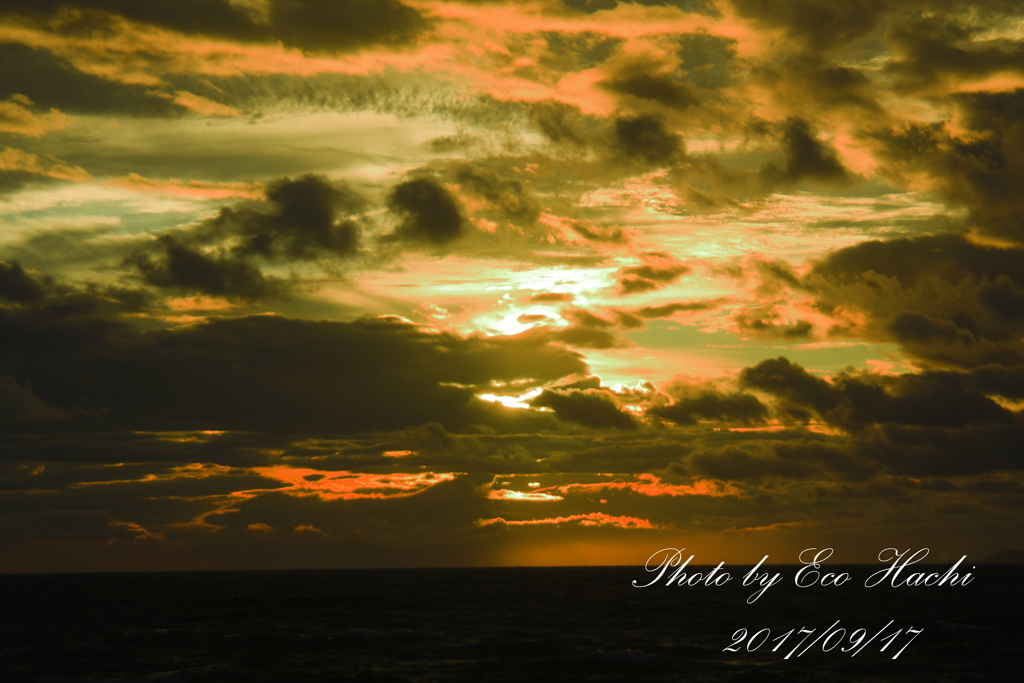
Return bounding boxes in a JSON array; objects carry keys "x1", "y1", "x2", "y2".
[{"x1": 2, "y1": 0, "x2": 1023, "y2": 570}]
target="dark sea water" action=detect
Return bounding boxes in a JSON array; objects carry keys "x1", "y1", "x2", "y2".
[{"x1": 2, "y1": 565, "x2": 1020, "y2": 682}]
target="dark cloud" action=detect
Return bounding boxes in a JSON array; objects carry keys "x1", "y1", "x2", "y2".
[
  {"x1": 530, "y1": 100, "x2": 591, "y2": 146},
  {"x1": 117, "y1": 174, "x2": 367, "y2": 301},
  {"x1": 427, "y1": 132, "x2": 479, "y2": 153},
  {"x1": 557, "y1": 306, "x2": 647, "y2": 332},
  {"x1": 537, "y1": 29, "x2": 621, "y2": 77},
  {"x1": 621, "y1": 263, "x2": 690, "y2": 283},
  {"x1": 663, "y1": 421, "x2": 1015, "y2": 481},
  {"x1": 0, "y1": 43, "x2": 183, "y2": 117},
  {"x1": 0, "y1": 0, "x2": 265, "y2": 41},
  {"x1": 650, "y1": 390, "x2": 767, "y2": 425},
  {"x1": 753, "y1": 259, "x2": 802, "y2": 293},
  {"x1": 857, "y1": 372, "x2": 1014, "y2": 428},
  {"x1": 267, "y1": 0, "x2": 428, "y2": 53},
  {"x1": 549, "y1": 325, "x2": 630, "y2": 349},
  {"x1": 759, "y1": 117, "x2": 850, "y2": 187},
  {"x1": 687, "y1": 444, "x2": 817, "y2": 480},
  {"x1": 886, "y1": 12, "x2": 1024, "y2": 92},
  {"x1": 556, "y1": 376, "x2": 604, "y2": 391},
  {"x1": 0, "y1": 283, "x2": 154, "y2": 399},
  {"x1": 810, "y1": 233, "x2": 1024, "y2": 288},
  {"x1": 735, "y1": 307, "x2": 815, "y2": 340},
  {"x1": 0, "y1": 170, "x2": 64, "y2": 196},
  {"x1": 613, "y1": 114, "x2": 686, "y2": 166},
  {"x1": 530, "y1": 293, "x2": 574, "y2": 304},
  {"x1": 888, "y1": 311, "x2": 974, "y2": 346},
  {"x1": 600, "y1": 73, "x2": 700, "y2": 110},
  {"x1": 0, "y1": 374, "x2": 68, "y2": 423},
  {"x1": 0, "y1": 0, "x2": 429, "y2": 54},
  {"x1": 633, "y1": 300, "x2": 720, "y2": 319},
  {"x1": 562, "y1": 309, "x2": 615, "y2": 328},
  {"x1": 208, "y1": 174, "x2": 363, "y2": 261},
  {"x1": 675, "y1": 32, "x2": 737, "y2": 90},
  {"x1": 0, "y1": 430, "x2": 283, "y2": 468},
  {"x1": 740, "y1": 356, "x2": 1015, "y2": 430},
  {"x1": 618, "y1": 278, "x2": 660, "y2": 295},
  {"x1": 530, "y1": 388, "x2": 638, "y2": 430},
  {"x1": 971, "y1": 366, "x2": 1024, "y2": 400},
  {"x1": 750, "y1": 55, "x2": 883, "y2": 117},
  {"x1": 0, "y1": 262, "x2": 47, "y2": 303},
  {"x1": 0, "y1": 509, "x2": 151, "y2": 545},
  {"x1": 730, "y1": 0, "x2": 887, "y2": 52},
  {"x1": 612, "y1": 310, "x2": 645, "y2": 329},
  {"x1": 666, "y1": 154, "x2": 761, "y2": 207},
  {"x1": 872, "y1": 89, "x2": 1024, "y2": 241},
  {"x1": 740, "y1": 356, "x2": 841, "y2": 419},
  {"x1": 858, "y1": 422, "x2": 1024, "y2": 478},
  {"x1": 805, "y1": 233, "x2": 1024, "y2": 367},
  {"x1": 128, "y1": 237, "x2": 289, "y2": 301},
  {"x1": 563, "y1": 219, "x2": 629, "y2": 244},
  {"x1": 455, "y1": 165, "x2": 541, "y2": 225},
  {"x1": 978, "y1": 276, "x2": 1024, "y2": 320},
  {"x1": 616, "y1": 253, "x2": 690, "y2": 295},
  {"x1": 772, "y1": 439, "x2": 878, "y2": 481},
  {"x1": 386, "y1": 178, "x2": 466, "y2": 246},
  {"x1": 0, "y1": 313, "x2": 587, "y2": 435}
]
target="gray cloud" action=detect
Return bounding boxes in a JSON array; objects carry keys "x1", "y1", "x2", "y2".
[
  {"x1": 0, "y1": 309, "x2": 587, "y2": 435},
  {"x1": 759, "y1": 117, "x2": 851, "y2": 187},
  {"x1": 386, "y1": 177, "x2": 467, "y2": 246},
  {"x1": 208, "y1": 174, "x2": 364, "y2": 261},
  {"x1": 128, "y1": 236, "x2": 290, "y2": 301},
  {"x1": 530, "y1": 388, "x2": 639, "y2": 430}
]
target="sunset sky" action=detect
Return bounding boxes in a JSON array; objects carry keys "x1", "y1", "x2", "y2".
[{"x1": 2, "y1": 0, "x2": 1024, "y2": 572}]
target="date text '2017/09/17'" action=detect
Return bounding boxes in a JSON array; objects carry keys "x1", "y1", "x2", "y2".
[{"x1": 723, "y1": 620, "x2": 923, "y2": 660}]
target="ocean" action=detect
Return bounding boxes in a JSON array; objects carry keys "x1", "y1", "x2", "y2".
[{"x1": 2, "y1": 564, "x2": 1019, "y2": 682}]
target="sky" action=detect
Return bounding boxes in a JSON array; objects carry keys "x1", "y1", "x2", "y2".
[{"x1": 2, "y1": 0, "x2": 1024, "y2": 572}]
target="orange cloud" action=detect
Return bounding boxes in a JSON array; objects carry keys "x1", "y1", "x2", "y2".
[
  {"x1": 165, "y1": 90, "x2": 241, "y2": 117},
  {"x1": 0, "y1": 2, "x2": 756, "y2": 121},
  {"x1": 164, "y1": 296, "x2": 240, "y2": 312},
  {"x1": 416, "y1": 1, "x2": 741, "y2": 41},
  {"x1": 107, "y1": 173, "x2": 264, "y2": 199},
  {"x1": 727, "y1": 519, "x2": 815, "y2": 533},
  {"x1": 0, "y1": 95, "x2": 70, "y2": 137},
  {"x1": 0, "y1": 146, "x2": 91, "y2": 182},
  {"x1": 253, "y1": 467, "x2": 459, "y2": 500},
  {"x1": 0, "y1": 15, "x2": 448, "y2": 86}
]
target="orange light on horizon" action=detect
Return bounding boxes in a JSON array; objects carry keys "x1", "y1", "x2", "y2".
[{"x1": 476, "y1": 512, "x2": 660, "y2": 529}]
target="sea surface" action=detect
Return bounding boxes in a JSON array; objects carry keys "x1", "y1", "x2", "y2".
[{"x1": 2, "y1": 564, "x2": 1020, "y2": 682}]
